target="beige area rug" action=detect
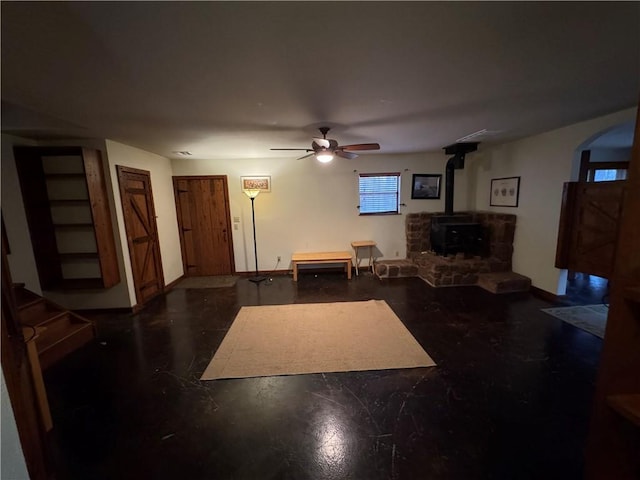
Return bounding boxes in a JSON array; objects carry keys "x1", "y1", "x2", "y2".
[
  {"x1": 201, "y1": 300, "x2": 436, "y2": 380},
  {"x1": 176, "y1": 275, "x2": 239, "y2": 289}
]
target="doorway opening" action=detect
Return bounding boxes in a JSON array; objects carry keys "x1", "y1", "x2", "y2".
[{"x1": 556, "y1": 120, "x2": 634, "y2": 297}]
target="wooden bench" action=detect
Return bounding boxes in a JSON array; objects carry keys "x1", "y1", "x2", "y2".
[{"x1": 291, "y1": 251, "x2": 353, "y2": 281}]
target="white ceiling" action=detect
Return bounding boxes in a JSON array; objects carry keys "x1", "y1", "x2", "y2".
[{"x1": 2, "y1": 2, "x2": 639, "y2": 160}]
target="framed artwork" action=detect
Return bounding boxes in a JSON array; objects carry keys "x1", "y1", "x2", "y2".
[
  {"x1": 411, "y1": 174, "x2": 442, "y2": 199},
  {"x1": 241, "y1": 175, "x2": 271, "y2": 192},
  {"x1": 490, "y1": 176, "x2": 520, "y2": 207}
]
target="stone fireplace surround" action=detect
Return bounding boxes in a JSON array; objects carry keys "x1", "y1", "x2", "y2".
[
  {"x1": 375, "y1": 211, "x2": 530, "y2": 292},
  {"x1": 400, "y1": 211, "x2": 518, "y2": 287}
]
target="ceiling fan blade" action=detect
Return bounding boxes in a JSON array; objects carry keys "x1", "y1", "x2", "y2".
[
  {"x1": 271, "y1": 148, "x2": 313, "y2": 151},
  {"x1": 335, "y1": 150, "x2": 358, "y2": 160},
  {"x1": 340, "y1": 143, "x2": 381, "y2": 151},
  {"x1": 312, "y1": 137, "x2": 331, "y2": 148},
  {"x1": 297, "y1": 152, "x2": 315, "y2": 160}
]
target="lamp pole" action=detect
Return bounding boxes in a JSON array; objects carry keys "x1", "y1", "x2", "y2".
[{"x1": 245, "y1": 190, "x2": 266, "y2": 283}]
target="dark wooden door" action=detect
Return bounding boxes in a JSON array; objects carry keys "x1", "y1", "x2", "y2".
[
  {"x1": 556, "y1": 180, "x2": 626, "y2": 278},
  {"x1": 173, "y1": 176, "x2": 234, "y2": 276},
  {"x1": 116, "y1": 166, "x2": 164, "y2": 305}
]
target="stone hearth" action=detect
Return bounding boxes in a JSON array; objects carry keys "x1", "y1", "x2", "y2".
[
  {"x1": 415, "y1": 252, "x2": 495, "y2": 287},
  {"x1": 374, "y1": 259, "x2": 418, "y2": 279}
]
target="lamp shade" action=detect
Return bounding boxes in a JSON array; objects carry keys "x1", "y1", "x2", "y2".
[{"x1": 243, "y1": 189, "x2": 260, "y2": 199}]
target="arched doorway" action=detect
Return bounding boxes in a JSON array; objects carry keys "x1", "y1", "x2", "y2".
[{"x1": 556, "y1": 121, "x2": 634, "y2": 303}]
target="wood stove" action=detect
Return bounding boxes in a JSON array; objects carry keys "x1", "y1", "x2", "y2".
[{"x1": 430, "y1": 215, "x2": 484, "y2": 256}]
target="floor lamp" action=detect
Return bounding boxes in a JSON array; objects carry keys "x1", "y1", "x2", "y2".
[{"x1": 244, "y1": 189, "x2": 266, "y2": 283}]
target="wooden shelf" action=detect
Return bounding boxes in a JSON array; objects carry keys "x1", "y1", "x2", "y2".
[
  {"x1": 14, "y1": 146, "x2": 119, "y2": 290},
  {"x1": 623, "y1": 285, "x2": 640, "y2": 304},
  {"x1": 607, "y1": 394, "x2": 640, "y2": 427}
]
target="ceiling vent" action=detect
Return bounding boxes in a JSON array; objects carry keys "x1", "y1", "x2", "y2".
[
  {"x1": 173, "y1": 151, "x2": 192, "y2": 156},
  {"x1": 456, "y1": 129, "x2": 503, "y2": 143}
]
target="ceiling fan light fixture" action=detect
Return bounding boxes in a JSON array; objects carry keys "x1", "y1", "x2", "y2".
[
  {"x1": 316, "y1": 152, "x2": 334, "y2": 163},
  {"x1": 270, "y1": 127, "x2": 379, "y2": 162}
]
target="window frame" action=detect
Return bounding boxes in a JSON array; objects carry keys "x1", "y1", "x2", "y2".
[
  {"x1": 358, "y1": 172, "x2": 402, "y2": 216},
  {"x1": 578, "y1": 150, "x2": 629, "y2": 183}
]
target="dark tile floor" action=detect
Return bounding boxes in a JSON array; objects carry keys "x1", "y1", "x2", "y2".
[
  {"x1": 563, "y1": 273, "x2": 610, "y2": 306},
  {"x1": 45, "y1": 273, "x2": 604, "y2": 480}
]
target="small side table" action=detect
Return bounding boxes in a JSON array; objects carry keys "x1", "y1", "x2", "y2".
[{"x1": 351, "y1": 240, "x2": 376, "y2": 276}]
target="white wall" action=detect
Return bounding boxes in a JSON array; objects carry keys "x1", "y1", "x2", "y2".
[
  {"x1": 588, "y1": 147, "x2": 632, "y2": 163},
  {"x1": 105, "y1": 140, "x2": 183, "y2": 305},
  {"x1": 171, "y1": 152, "x2": 471, "y2": 273},
  {"x1": 471, "y1": 107, "x2": 637, "y2": 294}
]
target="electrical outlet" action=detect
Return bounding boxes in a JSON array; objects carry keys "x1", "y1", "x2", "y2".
[
  {"x1": 395, "y1": 251, "x2": 399, "y2": 257},
  {"x1": 277, "y1": 256, "x2": 281, "y2": 262}
]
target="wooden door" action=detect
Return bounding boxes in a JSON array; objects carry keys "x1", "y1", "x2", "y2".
[
  {"x1": 116, "y1": 166, "x2": 164, "y2": 305},
  {"x1": 173, "y1": 176, "x2": 234, "y2": 276},
  {"x1": 556, "y1": 180, "x2": 626, "y2": 278}
]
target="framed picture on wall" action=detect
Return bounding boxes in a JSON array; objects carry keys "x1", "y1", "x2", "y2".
[
  {"x1": 490, "y1": 176, "x2": 520, "y2": 207},
  {"x1": 241, "y1": 176, "x2": 271, "y2": 192},
  {"x1": 411, "y1": 174, "x2": 442, "y2": 199}
]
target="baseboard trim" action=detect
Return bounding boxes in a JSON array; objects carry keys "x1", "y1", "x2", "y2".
[
  {"x1": 164, "y1": 275, "x2": 185, "y2": 293},
  {"x1": 131, "y1": 303, "x2": 145, "y2": 314},
  {"x1": 530, "y1": 285, "x2": 566, "y2": 303},
  {"x1": 237, "y1": 269, "x2": 291, "y2": 277}
]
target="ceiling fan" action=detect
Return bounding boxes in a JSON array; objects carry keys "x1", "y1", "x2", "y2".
[{"x1": 270, "y1": 127, "x2": 380, "y2": 162}]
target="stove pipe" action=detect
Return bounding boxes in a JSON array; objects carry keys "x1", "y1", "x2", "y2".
[{"x1": 442, "y1": 142, "x2": 479, "y2": 215}]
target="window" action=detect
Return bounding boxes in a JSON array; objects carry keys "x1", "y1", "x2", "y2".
[
  {"x1": 358, "y1": 173, "x2": 401, "y2": 215},
  {"x1": 591, "y1": 168, "x2": 628, "y2": 182},
  {"x1": 578, "y1": 151, "x2": 629, "y2": 182}
]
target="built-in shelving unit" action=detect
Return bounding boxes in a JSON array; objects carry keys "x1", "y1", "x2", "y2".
[{"x1": 14, "y1": 146, "x2": 120, "y2": 290}]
